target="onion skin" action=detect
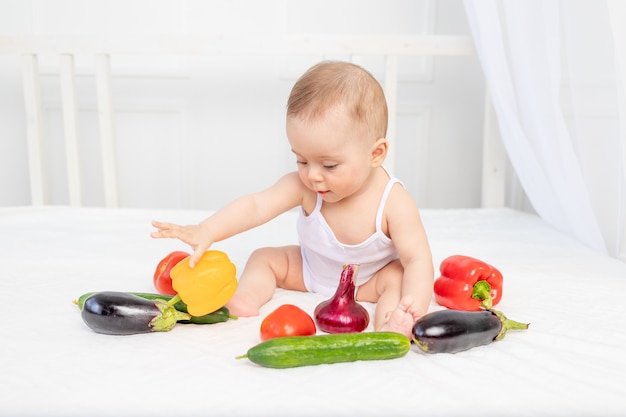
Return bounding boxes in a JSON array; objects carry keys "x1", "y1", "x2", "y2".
[{"x1": 314, "y1": 264, "x2": 370, "y2": 334}]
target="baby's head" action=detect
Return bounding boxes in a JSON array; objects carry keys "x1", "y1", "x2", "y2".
[{"x1": 287, "y1": 61, "x2": 388, "y2": 143}]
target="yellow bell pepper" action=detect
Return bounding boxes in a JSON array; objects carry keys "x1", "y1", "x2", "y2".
[{"x1": 169, "y1": 250, "x2": 238, "y2": 316}]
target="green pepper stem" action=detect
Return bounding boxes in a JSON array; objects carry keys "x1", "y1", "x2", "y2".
[
  {"x1": 472, "y1": 280, "x2": 493, "y2": 309},
  {"x1": 166, "y1": 294, "x2": 182, "y2": 308},
  {"x1": 492, "y1": 309, "x2": 529, "y2": 341}
]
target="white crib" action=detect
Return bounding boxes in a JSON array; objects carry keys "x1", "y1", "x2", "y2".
[{"x1": 0, "y1": 34, "x2": 506, "y2": 209}]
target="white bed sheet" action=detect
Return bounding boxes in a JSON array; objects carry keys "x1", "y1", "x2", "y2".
[{"x1": 1, "y1": 206, "x2": 626, "y2": 417}]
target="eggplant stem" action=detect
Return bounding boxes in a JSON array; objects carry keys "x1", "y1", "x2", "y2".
[
  {"x1": 472, "y1": 280, "x2": 493, "y2": 309},
  {"x1": 492, "y1": 309, "x2": 529, "y2": 341},
  {"x1": 151, "y1": 299, "x2": 191, "y2": 332}
]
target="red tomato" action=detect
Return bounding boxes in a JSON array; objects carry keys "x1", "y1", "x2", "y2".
[
  {"x1": 260, "y1": 304, "x2": 317, "y2": 341},
  {"x1": 153, "y1": 251, "x2": 189, "y2": 295}
]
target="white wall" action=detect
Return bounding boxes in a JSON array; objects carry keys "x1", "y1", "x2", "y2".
[{"x1": 0, "y1": 0, "x2": 487, "y2": 210}]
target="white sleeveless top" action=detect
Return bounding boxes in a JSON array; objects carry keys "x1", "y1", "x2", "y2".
[{"x1": 297, "y1": 177, "x2": 402, "y2": 296}]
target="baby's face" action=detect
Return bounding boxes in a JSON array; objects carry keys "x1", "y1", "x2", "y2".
[{"x1": 287, "y1": 106, "x2": 375, "y2": 203}]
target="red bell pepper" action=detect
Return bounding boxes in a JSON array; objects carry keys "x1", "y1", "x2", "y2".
[{"x1": 434, "y1": 255, "x2": 503, "y2": 311}]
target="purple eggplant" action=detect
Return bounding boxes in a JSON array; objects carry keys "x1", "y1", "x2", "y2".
[
  {"x1": 81, "y1": 291, "x2": 190, "y2": 335},
  {"x1": 412, "y1": 309, "x2": 528, "y2": 354}
]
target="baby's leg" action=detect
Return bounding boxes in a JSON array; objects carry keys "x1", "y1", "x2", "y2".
[{"x1": 226, "y1": 245, "x2": 304, "y2": 317}]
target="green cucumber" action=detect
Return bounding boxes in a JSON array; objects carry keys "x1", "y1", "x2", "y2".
[
  {"x1": 74, "y1": 291, "x2": 236, "y2": 325},
  {"x1": 236, "y1": 331, "x2": 410, "y2": 369}
]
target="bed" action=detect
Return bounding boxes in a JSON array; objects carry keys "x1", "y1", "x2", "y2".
[
  {"x1": 2, "y1": 205, "x2": 626, "y2": 417},
  {"x1": 1, "y1": 34, "x2": 626, "y2": 416}
]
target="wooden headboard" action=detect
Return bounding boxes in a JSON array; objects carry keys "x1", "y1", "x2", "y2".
[{"x1": 0, "y1": 34, "x2": 504, "y2": 208}]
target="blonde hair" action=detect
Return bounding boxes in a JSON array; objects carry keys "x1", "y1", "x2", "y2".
[{"x1": 287, "y1": 61, "x2": 388, "y2": 139}]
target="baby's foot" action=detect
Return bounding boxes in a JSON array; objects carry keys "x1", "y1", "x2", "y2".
[
  {"x1": 225, "y1": 292, "x2": 260, "y2": 318},
  {"x1": 379, "y1": 296, "x2": 421, "y2": 339}
]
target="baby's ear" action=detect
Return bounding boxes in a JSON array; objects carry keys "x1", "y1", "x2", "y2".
[{"x1": 370, "y1": 138, "x2": 388, "y2": 166}]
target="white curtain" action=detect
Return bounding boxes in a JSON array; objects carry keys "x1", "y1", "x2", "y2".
[{"x1": 464, "y1": 0, "x2": 626, "y2": 261}]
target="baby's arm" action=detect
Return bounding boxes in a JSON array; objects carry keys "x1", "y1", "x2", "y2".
[
  {"x1": 151, "y1": 172, "x2": 305, "y2": 267},
  {"x1": 386, "y1": 187, "x2": 434, "y2": 316}
]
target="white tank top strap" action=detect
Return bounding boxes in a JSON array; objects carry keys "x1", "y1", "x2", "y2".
[
  {"x1": 375, "y1": 177, "x2": 403, "y2": 234},
  {"x1": 312, "y1": 193, "x2": 323, "y2": 214}
]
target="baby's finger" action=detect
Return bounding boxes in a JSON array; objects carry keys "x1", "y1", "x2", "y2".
[
  {"x1": 151, "y1": 220, "x2": 178, "y2": 231},
  {"x1": 188, "y1": 246, "x2": 208, "y2": 268},
  {"x1": 151, "y1": 220, "x2": 165, "y2": 229},
  {"x1": 150, "y1": 222, "x2": 184, "y2": 239}
]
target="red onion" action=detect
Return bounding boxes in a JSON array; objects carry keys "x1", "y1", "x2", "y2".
[{"x1": 314, "y1": 264, "x2": 370, "y2": 333}]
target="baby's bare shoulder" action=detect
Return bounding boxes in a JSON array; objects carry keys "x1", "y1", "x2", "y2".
[{"x1": 387, "y1": 182, "x2": 419, "y2": 211}]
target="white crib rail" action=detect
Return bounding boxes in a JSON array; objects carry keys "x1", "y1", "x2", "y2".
[
  {"x1": 0, "y1": 35, "x2": 499, "y2": 208},
  {"x1": 20, "y1": 54, "x2": 46, "y2": 206}
]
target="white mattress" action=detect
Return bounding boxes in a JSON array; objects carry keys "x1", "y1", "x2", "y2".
[{"x1": 2, "y1": 206, "x2": 625, "y2": 416}]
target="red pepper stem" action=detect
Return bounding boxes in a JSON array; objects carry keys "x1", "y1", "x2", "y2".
[
  {"x1": 166, "y1": 294, "x2": 182, "y2": 308},
  {"x1": 472, "y1": 280, "x2": 493, "y2": 309}
]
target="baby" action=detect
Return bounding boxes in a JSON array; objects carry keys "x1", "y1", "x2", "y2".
[{"x1": 151, "y1": 61, "x2": 434, "y2": 338}]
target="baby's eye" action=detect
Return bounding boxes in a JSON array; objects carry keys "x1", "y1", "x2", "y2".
[
  {"x1": 324, "y1": 164, "x2": 338, "y2": 170},
  {"x1": 296, "y1": 160, "x2": 307, "y2": 166}
]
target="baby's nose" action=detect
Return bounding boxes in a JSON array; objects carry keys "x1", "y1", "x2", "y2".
[{"x1": 307, "y1": 166, "x2": 324, "y2": 182}]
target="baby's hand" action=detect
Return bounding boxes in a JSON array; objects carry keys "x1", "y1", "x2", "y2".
[
  {"x1": 150, "y1": 220, "x2": 212, "y2": 267},
  {"x1": 380, "y1": 296, "x2": 421, "y2": 339}
]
